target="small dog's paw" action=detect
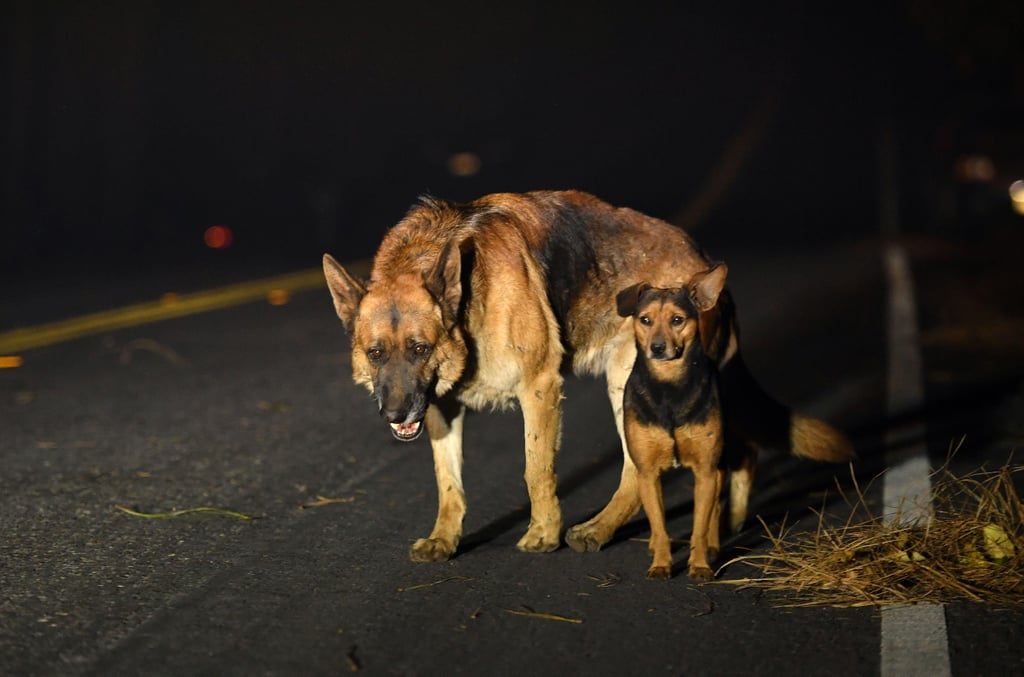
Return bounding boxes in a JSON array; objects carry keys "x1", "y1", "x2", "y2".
[
  {"x1": 687, "y1": 564, "x2": 714, "y2": 582},
  {"x1": 517, "y1": 527, "x2": 560, "y2": 553},
  {"x1": 646, "y1": 565, "x2": 672, "y2": 580},
  {"x1": 565, "y1": 525, "x2": 605, "y2": 553},
  {"x1": 409, "y1": 538, "x2": 455, "y2": 562}
]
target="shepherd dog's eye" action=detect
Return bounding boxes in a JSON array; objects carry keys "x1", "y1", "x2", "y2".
[
  {"x1": 367, "y1": 347, "x2": 384, "y2": 362},
  {"x1": 412, "y1": 343, "x2": 430, "y2": 356},
  {"x1": 671, "y1": 316, "x2": 685, "y2": 326},
  {"x1": 639, "y1": 316, "x2": 652, "y2": 326}
]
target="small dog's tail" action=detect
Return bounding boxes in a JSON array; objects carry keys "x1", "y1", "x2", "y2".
[
  {"x1": 720, "y1": 352, "x2": 855, "y2": 463},
  {"x1": 789, "y1": 413, "x2": 855, "y2": 462}
]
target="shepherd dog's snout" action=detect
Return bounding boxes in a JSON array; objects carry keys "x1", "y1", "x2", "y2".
[
  {"x1": 376, "y1": 385, "x2": 414, "y2": 422},
  {"x1": 374, "y1": 371, "x2": 428, "y2": 442}
]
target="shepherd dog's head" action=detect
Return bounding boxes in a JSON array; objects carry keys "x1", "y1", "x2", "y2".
[
  {"x1": 615, "y1": 263, "x2": 728, "y2": 382},
  {"x1": 322, "y1": 242, "x2": 469, "y2": 442}
]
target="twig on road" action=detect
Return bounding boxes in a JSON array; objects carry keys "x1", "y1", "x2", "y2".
[
  {"x1": 503, "y1": 606, "x2": 583, "y2": 624},
  {"x1": 114, "y1": 504, "x2": 254, "y2": 520},
  {"x1": 118, "y1": 338, "x2": 189, "y2": 366},
  {"x1": 586, "y1": 573, "x2": 622, "y2": 588},
  {"x1": 298, "y1": 495, "x2": 356, "y2": 510},
  {"x1": 397, "y1": 575, "x2": 475, "y2": 593}
]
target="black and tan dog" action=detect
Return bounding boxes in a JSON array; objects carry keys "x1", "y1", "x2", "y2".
[
  {"x1": 616, "y1": 266, "x2": 729, "y2": 580},
  {"x1": 616, "y1": 262, "x2": 857, "y2": 579},
  {"x1": 322, "y1": 191, "x2": 853, "y2": 563}
]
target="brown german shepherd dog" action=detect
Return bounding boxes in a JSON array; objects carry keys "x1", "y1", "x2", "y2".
[
  {"x1": 615, "y1": 266, "x2": 729, "y2": 580},
  {"x1": 322, "y1": 190, "x2": 853, "y2": 563}
]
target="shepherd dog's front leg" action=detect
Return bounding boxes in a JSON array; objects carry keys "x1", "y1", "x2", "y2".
[
  {"x1": 410, "y1": 399, "x2": 466, "y2": 562},
  {"x1": 515, "y1": 372, "x2": 563, "y2": 553},
  {"x1": 566, "y1": 337, "x2": 641, "y2": 551}
]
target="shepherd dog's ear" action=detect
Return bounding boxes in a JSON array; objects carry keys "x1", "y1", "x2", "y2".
[
  {"x1": 689, "y1": 263, "x2": 728, "y2": 312},
  {"x1": 616, "y1": 283, "x2": 649, "y2": 318},
  {"x1": 424, "y1": 238, "x2": 471, "y2": 330},
  {"x1": 323, "y1": 253, "x2": 367, "y2": 334}
]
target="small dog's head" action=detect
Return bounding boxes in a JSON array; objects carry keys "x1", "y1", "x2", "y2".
[{"x1": 616, "y1": 263, "x2": 728, "y2": 376}]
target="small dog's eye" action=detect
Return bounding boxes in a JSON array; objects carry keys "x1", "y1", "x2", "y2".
[
  {"x1": 367, "y1": 347, "x2": 384, "y2": 363},
  {"x1": 671, "y1": 316, "x2": 685, "y2": 326},
  {"x1": 639, "y1": 316, "x2": 652, "y2": 326}
]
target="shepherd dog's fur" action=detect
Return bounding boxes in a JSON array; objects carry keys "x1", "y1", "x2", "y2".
[
  {"x1": 615, "y1": 265, "x2": 729, "y2": 580},
  {"x1": 322, "y1": 190, "x2": 853, "y2": 563}
]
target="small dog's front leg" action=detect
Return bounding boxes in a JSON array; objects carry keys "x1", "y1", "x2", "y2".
[
  {"x1": 686, "y1": 465, "x2": 719, "y2": 581},
  {"x1": 637, "y1": 470, "x2": 672, "y2": 579}
]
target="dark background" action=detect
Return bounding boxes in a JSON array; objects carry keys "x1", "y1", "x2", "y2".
[
  {"x1": 3, "y1": 6, "x2": 1024, "y2": 673},
  {"x1": 3, "y1": 1, "x2": 1023, "y2": 276}
]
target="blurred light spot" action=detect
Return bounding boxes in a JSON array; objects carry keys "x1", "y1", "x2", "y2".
[
  {"x1": 954, "y1": 155, "x2": 995, "y2": 183},
  {"x1": 447, "y1": 152, "x2": 482, "y2": 177},
  {"x1": 1011, "y1": 180, "x2": 1024, "y2": 216},
  {"x1": 204, "y1": 225, "x2": 234, "y2": 249},
  {"x1": 0, "y1": 356, "x2": 22, "y2": 368},
  {"x1": 160, "y1": 292, "x2": 179, "y2": 306},
  {"x1": 267, "y1": 289, "x2": 290, "y2": 306},
  {"x1": 1010, "y1": 180, "x2": 1024, "y2": 204}
]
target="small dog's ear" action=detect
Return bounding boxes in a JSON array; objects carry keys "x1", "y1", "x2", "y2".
[
  {"x1": 616, "y1": 283, "x2": 647, "y2": 317},
  {"x1": 323, "y1": 253, "x2": 367, "y2": 334},
  {"x1": 690, "y1": 263, "x2": 728, "y2": 312}
]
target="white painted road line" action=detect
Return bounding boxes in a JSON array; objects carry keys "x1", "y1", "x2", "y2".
[
  {"x1": 881, "y1": 603, "x2": 951, "y2": 677},
  {"x1": 880, "y1": 243, "x2": 951, "y2": 677}
]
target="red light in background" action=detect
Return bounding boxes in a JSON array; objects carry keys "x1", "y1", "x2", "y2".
[
  {"x1": 204, "y1": 225, "x2": 233, "y2": 249},
  {"x1": 267, "y1": 289, "x2": 290, "y2": 306}
]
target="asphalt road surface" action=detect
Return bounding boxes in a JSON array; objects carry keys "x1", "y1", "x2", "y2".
[{"x1": 2, "y1": 237, "x2": 1023, "y2": 676}]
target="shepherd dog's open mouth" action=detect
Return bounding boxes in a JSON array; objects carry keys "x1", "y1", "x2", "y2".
[{"x1": 390, "y1": 420, "x2": 424, "y2": 441}]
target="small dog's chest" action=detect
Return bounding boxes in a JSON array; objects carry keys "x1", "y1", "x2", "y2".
[{"x1": 624, "y1": 363, "x2": 718, "y2": 432}]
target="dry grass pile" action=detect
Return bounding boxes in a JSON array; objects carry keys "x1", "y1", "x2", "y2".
[{"x1": 721, "y1": 461, "x2": 1024, "y2": 607}]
